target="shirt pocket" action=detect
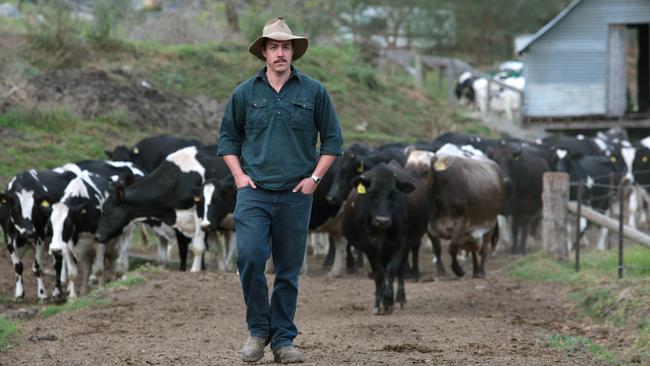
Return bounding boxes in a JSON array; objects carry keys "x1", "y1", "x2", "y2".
[
  {"x1": 245, "y1": 99, "x2": 268, "y2": 130},
  {"x1": 290, "y1": 100, "x2": 316, "y2": 132}
]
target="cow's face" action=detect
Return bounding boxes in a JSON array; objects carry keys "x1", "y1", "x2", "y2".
[
  {"x1": 49, "y1": 202, "x2": 74, "y2": 254},
  {"x1": 106, "y1": 145, "x2": 131, "y2": 162},
  {"x1": 487, "y1": 146, "x2": 518, "y2": 187},
  {"x1": 633, "y1": 147, "x2": 650, "y2": 186},
  {"x1": 327, "y1": 152, "x2": 367, "y2": 206},
  {"x1": 353, "y1": 167, "x2": 414, "y2": 229},
  {"x1": 198, "y1": 176, "x2": 236, "y2": 231},
  {"x1": 3, "y1": 190, "x2": 36, "y2": 237},
  {"x1": 95, "y1": 186, "x2": 130, "y2": 242}
]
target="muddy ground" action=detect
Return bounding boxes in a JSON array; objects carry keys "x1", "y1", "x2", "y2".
[{"x1": 0, "y1": 243, "x2": 622, "y2": 366}]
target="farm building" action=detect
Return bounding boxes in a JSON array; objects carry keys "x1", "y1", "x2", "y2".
[{"x1": 518, "y1": 0, "x2": 650, "y2": 128}]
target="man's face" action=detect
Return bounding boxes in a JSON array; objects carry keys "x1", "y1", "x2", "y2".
[{"x1": 262, "y1": 39, "x2": 293, "y2": 74}]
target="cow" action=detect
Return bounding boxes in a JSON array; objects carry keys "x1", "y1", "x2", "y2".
[
  {"x1": 342, "y1": 162, "x2": 429, "y2": 315},
  {"x1": 47, "y1": 171, "x2": 121, "y2": 298},
  {"x1": 95, "y1": 145, "x2": 229, "y2": 272},
  {"x1": 1, "y1": 169, "x2": 77, "y2": 300},
  {"x1": 487, "y1": 145, "x2": 550, "y2": 255},
  {"x1": 425, "y1": 154, "x2": 504, "y2": 278},
  {"x1": 105, "y1": 135, "x2": 202, "y2": 173}
]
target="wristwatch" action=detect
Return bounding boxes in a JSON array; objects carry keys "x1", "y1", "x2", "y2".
[{"x1": 310, "y1": 175, "x2": 321, "y2": 185}]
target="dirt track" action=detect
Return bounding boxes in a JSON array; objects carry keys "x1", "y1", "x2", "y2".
[{"x1": 0, "y1": 247, "x2": 615, "y2": 366}]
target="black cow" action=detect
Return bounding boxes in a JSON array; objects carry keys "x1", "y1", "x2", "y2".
[
  {"x1": 96, "y1": 145, "x2": 229, "y2": 272},
  {"x1": 488, "y1": 145, "x2": 550, "y2": 255},
  {"x1": 105, "y1": 135, "x2": 202, "y2": 173},
  {"x1": 426, "y1": 155, "x2": 504, "y2": 278},
  {"x1": 343, "y1": 162, "x2": 429, "y2": 315},
  {"x1": 1, "y1": 169, "x2": 77, "y2": 300}
]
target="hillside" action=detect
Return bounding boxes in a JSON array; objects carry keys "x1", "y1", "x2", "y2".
[{"x1": 0, "y1": 23, "x2": 484, "y2": 183}]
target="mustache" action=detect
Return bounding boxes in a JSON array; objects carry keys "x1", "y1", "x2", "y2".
[{"x1": 274, "y1": 58, "x2": 287, "y2": 63}]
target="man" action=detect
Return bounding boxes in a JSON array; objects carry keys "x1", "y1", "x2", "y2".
[{"x1": 217, "y1": 17, "x2": 343, "y2": 364}]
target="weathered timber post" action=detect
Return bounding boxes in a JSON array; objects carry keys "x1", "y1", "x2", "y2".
[
  {"x1": 575, "y1": 180, "x2": 583, "y2": 271},
  {"x1": 414, "y1": 53, "x2": 424, "y2": 90},
  {"x1": 543, "y1": 172, "x2": 570, "y2": 260}
]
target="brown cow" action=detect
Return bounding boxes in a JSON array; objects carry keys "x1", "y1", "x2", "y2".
[{"x1": 425, "y1": 154, "x2": 504, "y2": 278}]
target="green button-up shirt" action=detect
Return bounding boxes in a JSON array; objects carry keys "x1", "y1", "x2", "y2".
[{"x1": 217, "y1": 66, "x2": 343, "y2": 190}]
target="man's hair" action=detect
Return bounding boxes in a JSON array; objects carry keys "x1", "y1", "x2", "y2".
[{"x1": 261, "y1": 38, "x2": 294, "y2": 50}]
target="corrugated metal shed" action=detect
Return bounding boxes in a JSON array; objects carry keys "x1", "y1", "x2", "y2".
[{"x1": 518, "y1": 0, "x2": 650, "y2": 119}]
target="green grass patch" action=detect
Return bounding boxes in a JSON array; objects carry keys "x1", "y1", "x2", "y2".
[
  {"x1": 507, "y1": 252, "x2": 577, "y2": 283},
  {"x1": 105, "y1": 273, "x2": 146, "y2": 290},
  {"x1": 546, "y1": 334, "x2": 619, "y2": 364},
  {"x1": 0, "y1": 315, "x2": 20, "y2": 352},
  {"x1": 40, "y1": 295, "x2": 110, "y2": 318},
  {"x1": 0, "y1": 107, "x2": 145, "y2": 185}
]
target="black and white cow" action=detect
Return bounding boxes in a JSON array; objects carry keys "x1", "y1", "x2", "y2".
[
  {"x1": 343, "y1": 162, "x2": 429, "y2": 315},
  {"x1": 425, "y1": 154, "x2": 504, "y2": 278},
  {"x1": 47, "y1": 171, "x2": 120, "y2": 298},
  {"x1": 105, "y1": 135, "x2": 202, "y2": 173},
  {"x1": 95, "y1": 145, "x2": 229, "y2": 272},
  {"x1": 1, "y1": 169, "x2": 76, "y2": 300}
]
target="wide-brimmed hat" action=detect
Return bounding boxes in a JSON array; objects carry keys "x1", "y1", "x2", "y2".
[{"x1": 249, "y1": 17, "x2": 309, "y2": 61}]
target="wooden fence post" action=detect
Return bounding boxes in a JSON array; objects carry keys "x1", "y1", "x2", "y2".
[
  {"x1": 543, "y1": 172, "x2": 570, "y2": 260},
  {"x1": 414, "y1": 53, "x2": 424, "y2": 90},
  {"x1": 447, "y1": 60, "x2": 456, "y2": 107}
]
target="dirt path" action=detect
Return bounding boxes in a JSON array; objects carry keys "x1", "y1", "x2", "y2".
[{"x1": 0, "y1": 248, "x2": 612, "y2": 366}]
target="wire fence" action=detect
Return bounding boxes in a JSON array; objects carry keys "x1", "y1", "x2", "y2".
[{"x1": 569, "y1": 174, "x2": 650, "y2": 278}]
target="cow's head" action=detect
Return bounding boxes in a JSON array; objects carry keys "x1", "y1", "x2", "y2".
[
  {"x1": 196, "y1": 175, "x2": 237, "y2": 231},
  {"x1": 106, "y1": 145, "x2": 133, "y2": 162},
  {"x1": 4, "y1": 189, "x2": 37, "y2": 237},
  {"x1": 95, "y1": 183, "x2": 130, "y2": 243},
  {"x1": 327, "y1": 151, "x2": 369, "y2": 206},
  {"x1": 633, "y1": 147, "x2": 650, "y2": 186},
  {"x1": 352, "y1": 164, "x2": 414, "y2": 229},
  {"x1": 405, "y1": 149, "x2": 435, "y2": 180}
]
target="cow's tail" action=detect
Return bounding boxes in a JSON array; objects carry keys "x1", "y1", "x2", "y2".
[{"x1": 490, "y1": 221, "x2": 500, "y2": 252}]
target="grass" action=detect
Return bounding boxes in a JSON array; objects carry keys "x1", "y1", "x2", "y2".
[
  {"x1": 40, "y1": 295, "x2": 110, "y2": 318},
  {"x1": 508, "y1": 246, "x2": 650, "y2": 363},
  {"x1": 0, "y1": 107, "x2": 146, "y2": 185},
  {"x1": 0, "y1": 315, "x2": 19, "y2": 352},
  {"x1": 546, "y1": 334, "x2": 619, "y2": 364}
]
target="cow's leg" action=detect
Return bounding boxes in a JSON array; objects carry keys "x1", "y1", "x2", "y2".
[
  {"x1": 496, "y1": 215, "x2": 511, "y2": 253},
  {"x1": 10, "y1": 240, "x2": 27, "y2": 300},
  {"x1": 395, "y1": 259, "x2": 407, "y2": 308},
  {"x1": 224, "y1": 231, "x2": 238, "y2": 272},
  {"x1": 628, "y1": 188, "x2": 638, "y2": 229},
  {"x1": 384, "y1": 238, "x2": 411, "y2": 313},
  {"x1": 79, "y1": 252, "x2": 93, "y2": 296},
  {"x1": 510, "y1": 216, "x2": 520, "y2": 255},
  {"x1": 190, "y1": 219, "x2": 207, "y2": 272},
  {"x1": 405, "y1": 241, "x2": 421, "y2": 282},
  {"x1": 323, "y1": 238, "x2": 335, "y2": 268},
  {"x1": 175, "y1": 230, "x2": 190, "y2": 271},
  {"x1": 93, "y1": 242, "x2": 106, "y2": 288},
  {"x1": 50, "y1": 252, "x2": 65, "y2": 302},
  {"x1": 519, "y1": 217, "x2": 530, "y2": 256},
  {"x1": 326, "y1": 236, "x2": 346, "y2": 278},
  {"x1": 33, "y1": 239, "x2": 48, "y2": 300},
  {"x1": 115, "y1": 224, "x2": 135, "y2": 279},
  {"x1": 427, "y1": 229, "x2": 446, "y2": 278},
  {"x1": 449, "y1": 222, "x2": 467, "y2": 277},
  {"x1": 470, "y1": 246, "x2": 481, "y2": 278},
  {"x1": 345, "y1": 243, "x2": 356, "y2": 273},
  {"x1": 366, "y1": 254, "x2": 384, "y2": 315},
  {"x1": 64, "y1": 245, "x2": 79, "y2": 299}
]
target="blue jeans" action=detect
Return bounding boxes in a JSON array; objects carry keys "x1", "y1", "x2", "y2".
[{"x1": 233, "y1": 186, "x2": 313, "y2": 351}]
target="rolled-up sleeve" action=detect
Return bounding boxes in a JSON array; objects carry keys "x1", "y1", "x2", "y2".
[
  {"x1": 315, "y1": 84, "x2": 343, "y2": 156},
  {"x1": 217, "y1": 89, "x2": 245, "y2": 156}
]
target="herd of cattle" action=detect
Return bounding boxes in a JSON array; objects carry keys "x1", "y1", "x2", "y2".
[{"x1": 2, "y1": 129, "x2": 650, "y2": 314}]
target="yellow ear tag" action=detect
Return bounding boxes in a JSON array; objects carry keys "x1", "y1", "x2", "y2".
[
  {"x1": 644, "y1": 156, "x2": 649, "y2": 163},
  {"x1": 1, "y1": 199, "x2": 6, "y2": 204},
  {"x1": 434, "y1": 160, "x2": 448, "y2": 171},
  {"x1": 610, "y1": 156, "x2": 617, "y2": 162},
  {"x1": 133, "y1": 147, "x2": 140, "y2": 154},
  {"x1": 357, "y1": 183, "x2": 366, "y2": 194},
  {"x1": 357, "y1": 163, "x2": 364, "y2": 173},
  {"x1": 81, "y1": 208, "x2": 87, "y2": 214},
  {"x1": 194, "y1": 196, "x2": 201, "y2": 203},
  {"x1": 41, "y1": 200, "x2": 49, "y2": 208}
]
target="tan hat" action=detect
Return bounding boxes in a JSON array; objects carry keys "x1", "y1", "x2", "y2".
[{"x1": 249, "y1": 17, "x2": 309, "y2": 61}]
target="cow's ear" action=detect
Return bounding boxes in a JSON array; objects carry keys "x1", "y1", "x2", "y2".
[
  {"x1": 39, "y1": 197, "x2": 53, "y2": 216},
  {"x1": 351, "y1": 175, "x2": 371, "y2": 193},
  {"x1": 124, "y1": 175, "x2": 136, "y2": 187},
  {"x1": 192, "y1": 185, "x2": 203, "y2": 204},
  {"x1": 104, "y1": 150, "x2": 113, "y2": 159},
  {"x1": 70, "y1": 202, "x2": 89, "y2": 216},
  {"x1": 0, "y1": 192, "x2": 12, "y2": 206},
  {"x1": 396, "y1": 179, "x2": 415, "y2": 193}
]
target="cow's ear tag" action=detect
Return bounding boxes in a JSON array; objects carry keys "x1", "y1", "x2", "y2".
[
  {"x1": 644, "y1": 156, "x2": 649, "y2": 163},
  {"x1": 194, "y1": 196, "x2": 201, "y2": 203},
  {"x1": 1, "y1": 198, "x2": 6, "y2": 204},
  {"x1": 133, "y1": 147, "x2": 140, "y2": 154},
  {"x1": 357, "y1": 183, "x2": 366, "y2": 194},
  {"x1": 357, "y1": 163, "x2": 364, "y2": 173},
  {"x1": 434, "y1": 160, "x2": 448, "y2": 171},
  {"x1": 610, "y1": 156, "x2": 617, "y2": 162},
  {"x1": 41, "y1": 200, "x2": 49, "y2": 208},
  {"x1": 81, "y1": 208, "x2": 87, "y2": 214}
]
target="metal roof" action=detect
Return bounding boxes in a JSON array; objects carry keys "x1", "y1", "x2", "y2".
[{"x1": 517, "y1": 0, "x2": 584, "y2": 55}]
